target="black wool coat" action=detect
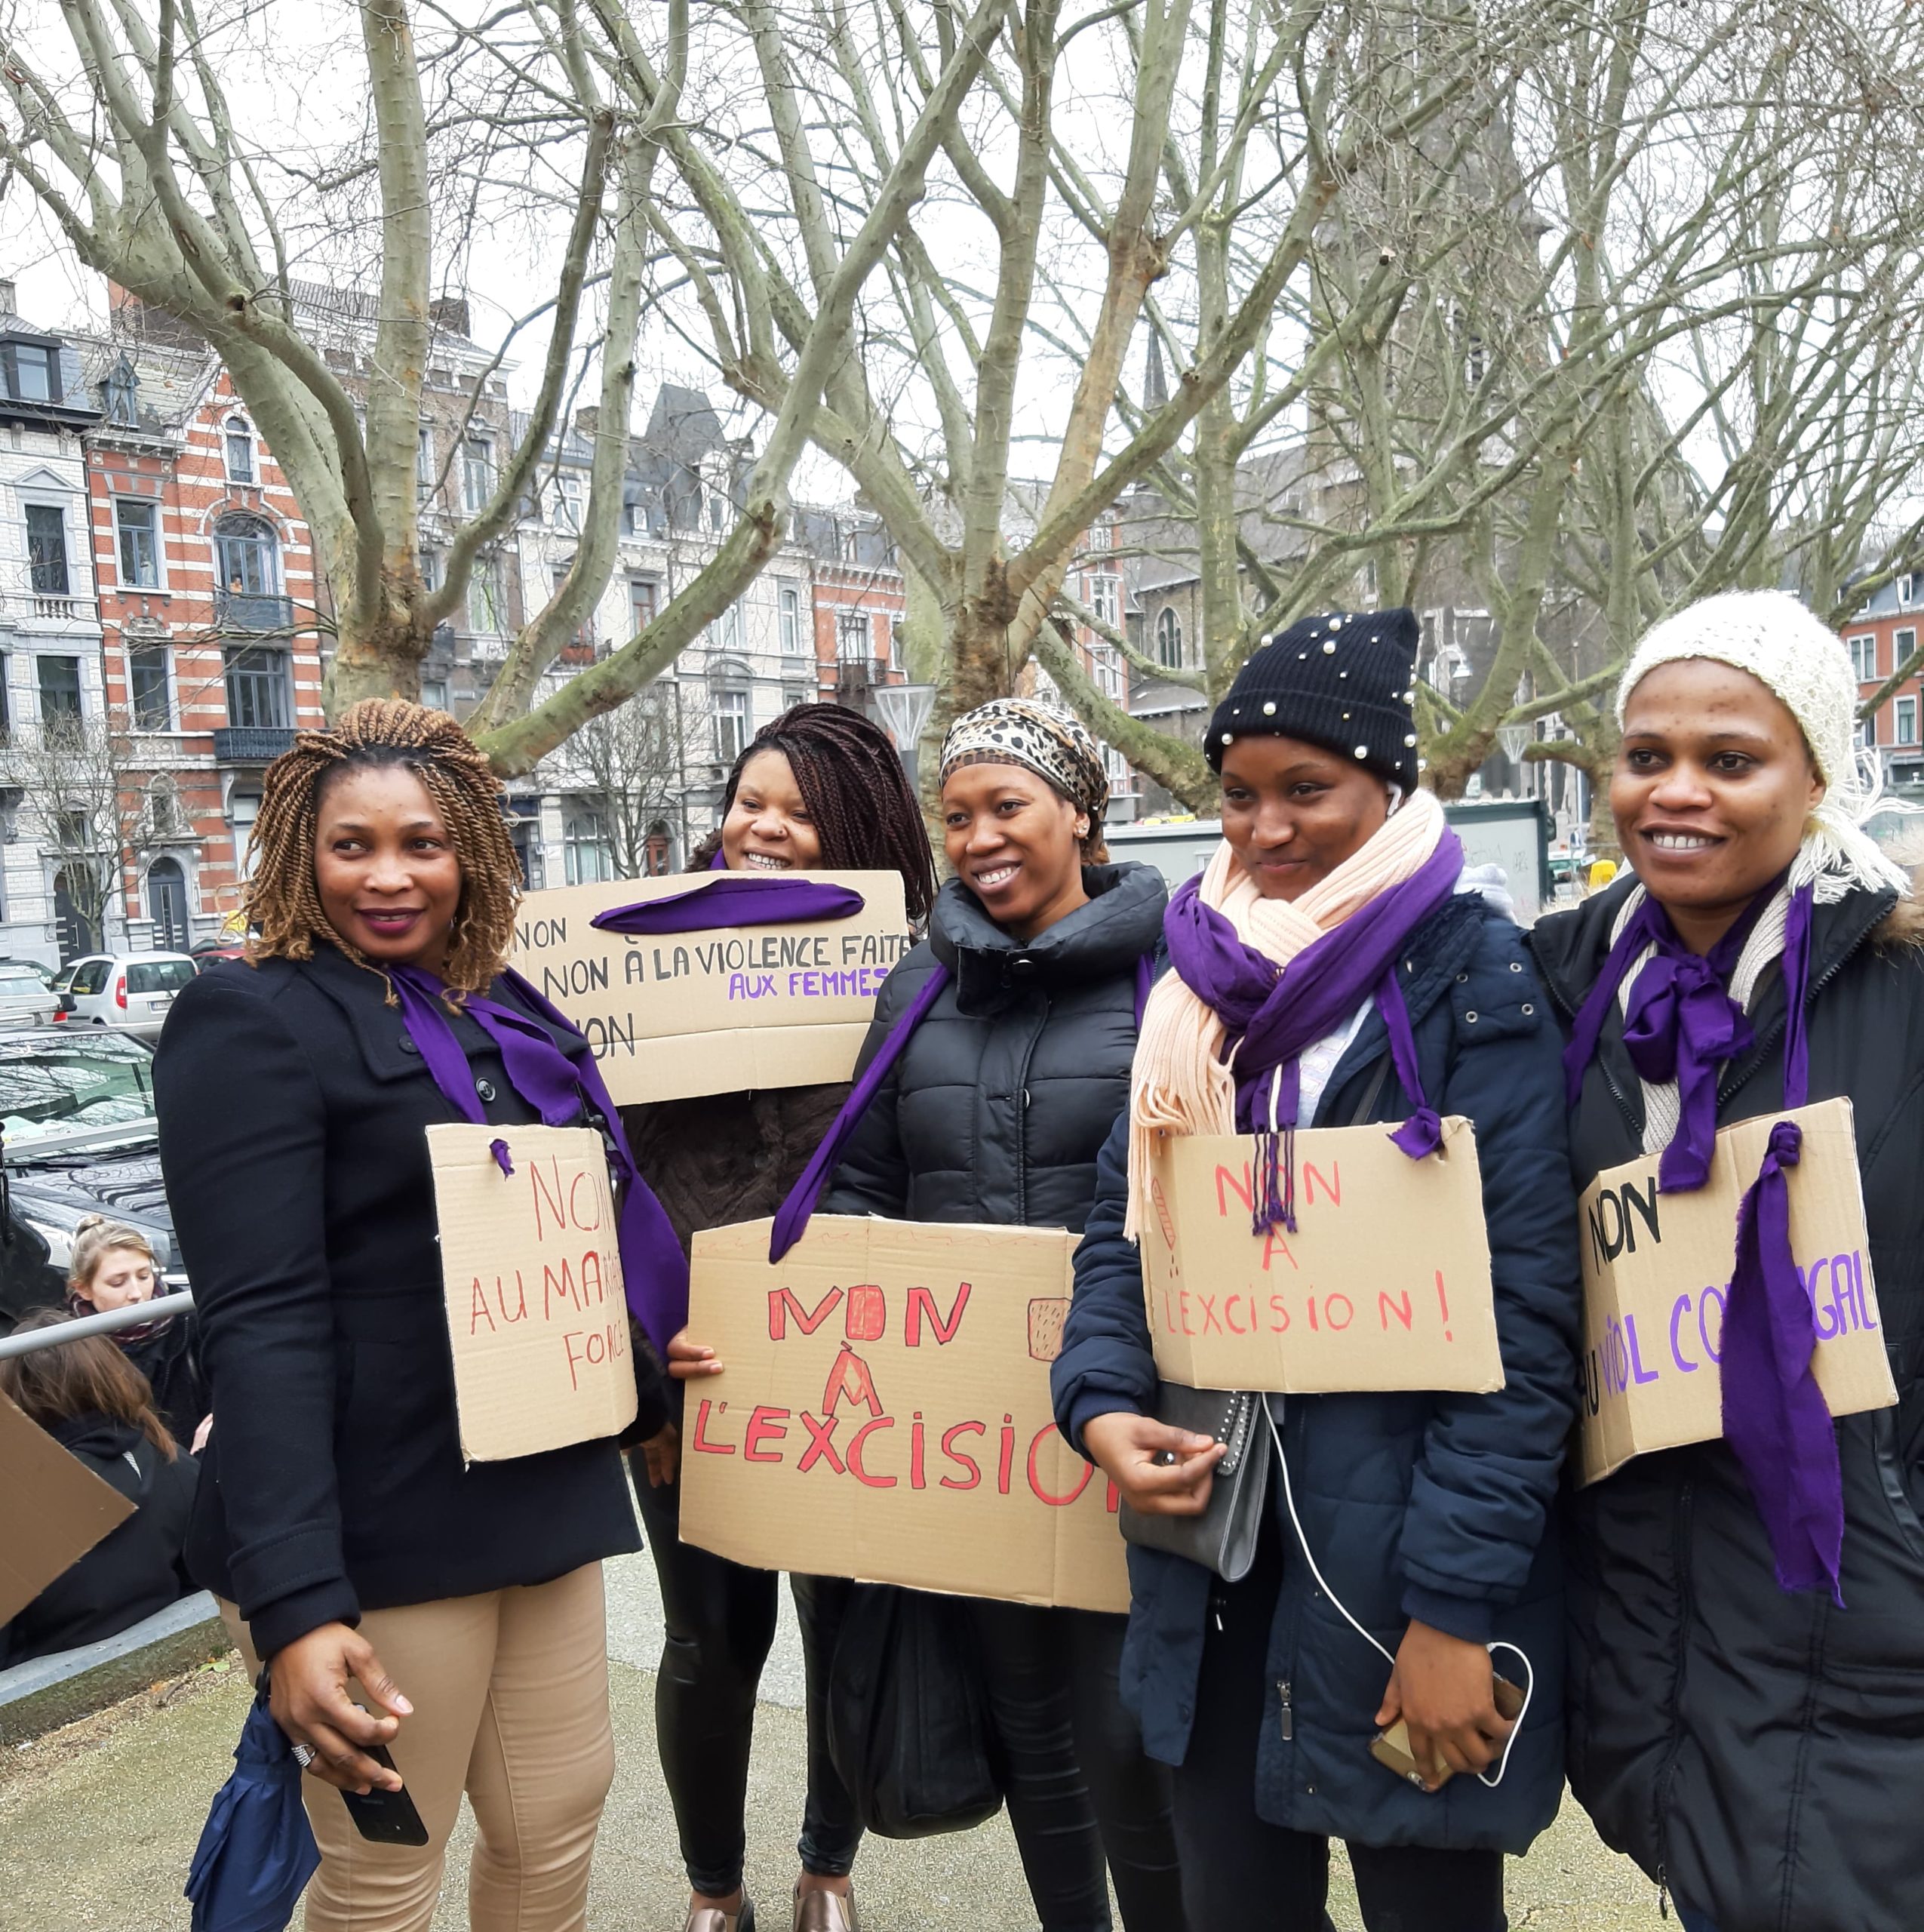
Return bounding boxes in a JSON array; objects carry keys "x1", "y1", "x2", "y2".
[
  {"x1": 1529, "y1": 879, "x2": 1924, "y2": 1932},
  {"x1": 154, "y1": 946, "x2": 639, "y2": 1659},
  {"x1": 822, "y1": 863, "x2": 1169, "y2": 1232}
]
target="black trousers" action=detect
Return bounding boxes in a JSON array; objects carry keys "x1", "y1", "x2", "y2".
[
  {"x1": 630, "y1": 1458, "x2": 863, "y2": 1894},
  {"x1": 794, "y1": 1576, "x2": 1187, "y2": 1932},
  {"x1": 1174, "y1": 1518, "x2": 1506, "y2": 1932}
]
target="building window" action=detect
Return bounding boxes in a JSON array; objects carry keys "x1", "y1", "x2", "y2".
[
  {"x1": 1896, "y1": 628, "x2": 1916, "y2": 676},
  {"x1": 712, "y1": 604, "x2": 744, "y2": 654},
  {"x1": 223, "y1": 645, "x2": 292, "y2": 731},
  {"x1": 26, "y1": 505, "x2": 69, "y2": 596},
  {"x1": 468, "y1": 558, "x2": 506, "y2": 635},
  {"x1": 129, "y1": 643, "x2": 171, "y2": 731},
  {"x1": 1848, "y1": 634, "x2": 1878, "y2": 682},
  {"x1": 1089, "y1": 573, "x2": 1119, "y2": 628},
  {"x1": 229, "y1": 785, "x2": 262, "y2": 878},
  {"x1": 1900, "y1": 574, "x2": 1917, "y2": 610},
  {"x1": 116, "y1": 500, "x2": 159, "y2": 589},
  {"x1": 1156, "y1": 605, "x2": 1183, "y2": 669},
  {"x1": 779, "y1": 583, "x2": 802, "y2": 656},
  {"x1": 554, "y1": 474, "x2": 584, "y2": 532},
  {"x1": 419, "y1": 549, "x2": 440, "y2": 592},
  {"x1": 215, "y1": 512, "x2": 278, "y2": 595},
  {"x1": 564, "y1": 807, "x2": 615, "y2": 885},
  {"x1": 5, "y1": 341, "x2": 60, "y2": 405},
  {"x1": 37, "y1": 655, "x2": 82, "y2": 723},
  {"x1": 629, "y1": 578, "x2": 658, "y2": 636},
  {"x1": 886, "y1": 614, "x2": 902, "y2": 670},
  {"x1": 838, "y1": 612, "x2": 869, "y2": 663},
  {"x1": 1094, "y1": 645, "x2": 1124, "y2": 703},
  {"x1": 462, "y1": 435, "x2": 494, "y2": 513},
  {"x1": 782, "y1": 681, "x2": 810, "y2": 713},
  {"x1": 420, "y1": 677, "x2": 450, "y2": 712},
  {"x1": 1897, "y1": 696, "x2": 1918, "y2": 746},
  {"x1": 224, "y1": 417, "x2": 256, "y2": 483},
  {"x1": 710, "y1": 666, "x2": 751, "y2": 764},
  {"x1": 104, "y1": 358, "x2": 139, "y2": 425},
  {"x1": 416, "y1": 423, "x2": 435, "y2": 495}
]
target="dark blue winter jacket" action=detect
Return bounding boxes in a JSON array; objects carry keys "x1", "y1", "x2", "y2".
[{"x1": 1051, "y1": 891, "x2": 1581, "y2": 1852}]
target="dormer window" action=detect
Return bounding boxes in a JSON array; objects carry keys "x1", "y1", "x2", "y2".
[
  {"x1": 3, "y1": 340, "x2": 59, "y2": 405},
  {"x1": 225, "y1": 415, "x2": 256, "y2": 483},
  {"x1": 105, "y1": 358, "x2": 140, "y2": 426}
]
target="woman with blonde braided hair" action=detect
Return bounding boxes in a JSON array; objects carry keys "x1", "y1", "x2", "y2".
[{"x1": 155, "y1": 700, "x2": 647, "y2": 1932}]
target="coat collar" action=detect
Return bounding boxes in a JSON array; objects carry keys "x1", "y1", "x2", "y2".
[{"x1": 928, "y1": 861, "x2": 1169, "y2": 1017}]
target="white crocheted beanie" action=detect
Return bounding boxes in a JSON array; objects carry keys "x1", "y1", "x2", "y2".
[{"x1": 1616, "y1": 589, "x2": 1909, "y2": 901}]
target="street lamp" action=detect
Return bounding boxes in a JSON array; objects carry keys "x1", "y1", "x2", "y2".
[{"x1": 874, "y1": 681, "x2": 939, "y2": 791}]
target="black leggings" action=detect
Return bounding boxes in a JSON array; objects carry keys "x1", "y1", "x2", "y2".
[
  {"x1": 794, "y1": 1577, "x2": 1187, "y2": 1932},
  {"x1": 631, "y1": 1458, "x2": 862, "y2": 1895},
  {"x1": 1173, "y1": 1518, "x2": 1505, "y2": 1932}
]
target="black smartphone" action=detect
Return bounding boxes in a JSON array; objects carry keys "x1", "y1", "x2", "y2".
[{"x1": 340, "y1": 1740, "x2": 429, "y2": 1846}]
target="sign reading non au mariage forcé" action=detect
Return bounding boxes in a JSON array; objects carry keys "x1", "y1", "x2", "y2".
[
  {"x1": 427, "y1": 1123, "x2": 638, "y2": 1462},
  {"x1": 508, "y1": 870, "x2": 911, "y2": 1105},
  {"x1": 679, "y1": 1215, "x2": 1129, "y2": 1613},
  {"x1": 1142, "y1": 1118, "x2": 1505, "y2": 1395},
  {"x1": 1576, "y1": 1097, "x2": 1895, "y2": 1484}
]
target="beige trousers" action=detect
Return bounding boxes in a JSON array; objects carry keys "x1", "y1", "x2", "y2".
[{"x1": 223, "y1": 1562, "x2": 614, "y2": 1932}]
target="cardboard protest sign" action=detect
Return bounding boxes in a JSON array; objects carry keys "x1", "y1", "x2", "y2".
[
  {"x1": 0, "y1": 1387, "x2": 135, "y2": 1623},
  {"x1": 679, "y1": 1215, "x2": 1129, "y2": 1614},
  {"x1": 426, "y1": 1123, "x2": 638, "y2": 1462},
  {"x1": 509, "y1": 870, "x2": 912, "y2": 1105},
  {"x1": 1575, "y1": 1097, "x2": 1895, "y2": 1486},
  {"x1": 1142, "y1": 1118, "x2": 1504, "y2": 1395}
]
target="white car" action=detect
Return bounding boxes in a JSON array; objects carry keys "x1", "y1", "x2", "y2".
[
  {"x1": 54, "y1": 952, "x2": 198, "y2": 1041},
  {"x1": 0, "y1": 965, "x2": 60, "y2": 1030}
]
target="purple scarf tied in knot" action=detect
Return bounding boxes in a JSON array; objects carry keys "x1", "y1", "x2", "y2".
[
  {"x1": 1562, "y1": 880, "x2": 1839, "y2": 1601},
  {"x1": 1162, "y1": 829, "x2": 1465, "y2": 1236},
  {"x1": 389, "y1": 963, "x2": 689, "y2": 1355}
]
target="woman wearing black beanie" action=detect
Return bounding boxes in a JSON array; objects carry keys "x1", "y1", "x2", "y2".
[{"x1": 1053, "y1": 611, "x2": 1581, "y2": 1931}]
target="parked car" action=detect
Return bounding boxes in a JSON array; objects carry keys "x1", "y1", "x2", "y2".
[
  {"x1": 0, "y1": 966, "x2": 60, "y2": 1031},
  {"x1": 53, "y1": 952, "x2": 198, "y2": 1042},
  {"x1": 189, "y1": 941, "x2": 247, "y2": 973},
  {"x1": 0, "y1": 1028, "x2": 177, "y2": 1326}
]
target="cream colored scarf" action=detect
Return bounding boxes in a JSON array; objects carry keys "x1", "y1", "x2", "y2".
[{"x1": 1124, "y1": 788, "x2": 1447, "y2": 1239}]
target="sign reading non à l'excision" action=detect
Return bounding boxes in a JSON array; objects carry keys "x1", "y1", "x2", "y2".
[
  {"x1": 1575, "y1": 1097, "x2": 1895, "y2": 1485},
  {"x1": 1142, "y1": 1118, "x2": 1505, "y2": 1395},
  {"x1": 508, "y1": 870, "x2": 912, "y2": 1104},
  {"x1": 678, "y1": 1215, "x2": 1130, "y2": 1614},
  {"x1": 428, "y1": 1123, "x2": 638, "y2": 1462}
]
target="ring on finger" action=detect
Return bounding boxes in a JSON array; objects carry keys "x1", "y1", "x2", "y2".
[{"x1": 291, "y1": 1740, "x2": 318, "y2": 1769}]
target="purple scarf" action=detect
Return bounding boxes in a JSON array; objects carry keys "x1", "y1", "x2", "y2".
[
  {"x1": 1162, "y1": 830, "x2": 1465, "y2": 1235},
  {"x1": 1561, "y1": 880, "x2": 1838, "y2": 1600},
  {"x1": 590, "y1": 875, "x2": 865, "y2": 937},
  {"x1": 770, "y1": 953, "x2": 1157, "y2": 1262},
  {"x1": 389, "y1": 964, "x2": 688, "y2": 1356}
]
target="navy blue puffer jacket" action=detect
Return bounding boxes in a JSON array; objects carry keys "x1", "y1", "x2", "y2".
[{"x1": 1052, "y1": 891, "x2": 1581, "y2": 1852}]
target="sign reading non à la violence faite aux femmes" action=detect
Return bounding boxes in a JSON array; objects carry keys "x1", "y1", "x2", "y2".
[
  {"x1": 1575, "y1": 1097, "x2": 1895, "y2": 1485},
  {"x1": 1142, "y1": 1117, "x2": 1506, "y2": 1394},
  {"x1": 427, "y1": 1123, "x2": 638, "y2": 1462},
  {"x1": 508, "y1": 870, "x2": 912, "y2": 1105},
  {"x1": 678, "y1": 1215, "x2": 1130, "y2": 1614}
]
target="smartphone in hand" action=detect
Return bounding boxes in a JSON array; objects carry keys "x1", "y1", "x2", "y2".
[
  {"x1": 340, "y1": 1740, "x2": 429, "y2": 1845},
  {"x1": 1369, "y1": 1672, "x2": 1526, "y2": 1790}
]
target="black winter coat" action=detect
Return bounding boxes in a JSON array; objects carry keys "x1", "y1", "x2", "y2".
[
  {"x1": 154, "y1": 946, "x2": 640, "y2": 1659},
  {"x1": 0, "y1": 1413, "x2": 196, "y2": 1667},
  {"x1": 1053, "y1": 893, "x2": 1581, "y2": 1854},
  {"x1": 118, "y1": 1314, "x2": 207, "y2": 1451},
  {"x1": 822, "y1": 863, "x2": 1167, "y2": 1230},
  {"x1": 1529, "y1": 879, "x2": 1924, "y2": 1932}
]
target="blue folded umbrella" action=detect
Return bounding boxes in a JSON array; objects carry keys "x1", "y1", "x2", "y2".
[{"x1": 185, "y1": 1682, "x2": 321, "y2": 1932}]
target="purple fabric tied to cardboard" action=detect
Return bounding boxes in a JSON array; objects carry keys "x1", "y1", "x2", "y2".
[
  {"x1": 390, "y1": 963, "x2": 690, "y2": 1356},
  {"x1": 589, "y1": 875, "x2": 866, "y2": 937},
  {"x1": 1161, "y1": 830, "x2": 1463, "y2": 1235},
  {"x1": 1562, "y1": 878, "x2": 1839, "y2": 1601}
]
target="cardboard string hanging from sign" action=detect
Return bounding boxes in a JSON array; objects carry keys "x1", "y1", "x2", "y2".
[
  {"x1": 426, "y1": 1123, "x2": 638, "y2": 1463},
  {"x1": 1142, "y1": 1116, "x2": 1504, "y2": 1395},
  {"x1": 507, "y1": 869, "x2": 912, "y2": 1106},
  {"x1": 1575, "y1": 1096, "x2": 1894, "y2": 1486},
  {"x1": 678, "y1": 1214, "x2": 1130, "y2": 1614}
]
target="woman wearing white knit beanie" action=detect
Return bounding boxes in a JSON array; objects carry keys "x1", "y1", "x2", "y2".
[{"x1": 1530, "y1": 589, "x2": 1924, "y2": 1932}]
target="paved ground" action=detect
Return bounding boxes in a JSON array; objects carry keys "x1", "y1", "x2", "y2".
[{"x1": 0, "y1": 1552, "x2": 1670, "y2": 1930}]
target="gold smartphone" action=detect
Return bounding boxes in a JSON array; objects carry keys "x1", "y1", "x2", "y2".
[{"x1": 1369, "y1": 1672, "x2": 1526, "y2": 1789}]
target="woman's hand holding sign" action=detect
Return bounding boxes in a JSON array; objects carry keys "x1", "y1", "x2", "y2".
[
  {"x1": 1083, "y1": 1413, "x2": 1225, "y2": 1515},
  {"x1": 666, "y1": 1327, "x2": 725, "y2": 1380}
]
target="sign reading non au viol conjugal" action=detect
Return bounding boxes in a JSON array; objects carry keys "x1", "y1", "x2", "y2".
[
  {"x1": 509, "y1": 870, "x2": 911, "y2": 1105},
  {"x1": 1142, "y1": 1118, "x2": 1504, "y2": 1395},
  {"x1": 679, "y1": 1215, "x2": 1128, "y2": 1613}
]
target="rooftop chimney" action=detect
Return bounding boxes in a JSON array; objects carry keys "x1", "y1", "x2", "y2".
[{"x1": 0, "y1": 281, "x2": 15, "y2": 318}]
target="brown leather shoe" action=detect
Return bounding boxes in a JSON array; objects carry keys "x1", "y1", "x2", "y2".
[
  {"x1": 684, "y1": 1900, "x2": 755, "y2": 1932},
  {"x1": 792, "y1": 1882, "x2": 858, "y2": 1932}
]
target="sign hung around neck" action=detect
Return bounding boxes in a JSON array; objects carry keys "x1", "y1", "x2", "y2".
[
  {"x1": 427, "y1": 1123, "x2": 638, "y2": 1461},
  {"x1": 678, "y1": 1214, "x2": 1129, "y2": 1614},
  {"x1": 1142, "y1": 1118, "x2": 1504, "y2": 1395},
  {"x1": 509, "y1": 871, "x2": 913, "y2": 1104},
  {"x1": 1575, "y1": 1097, "x2": 1894, "y2": 1485}
]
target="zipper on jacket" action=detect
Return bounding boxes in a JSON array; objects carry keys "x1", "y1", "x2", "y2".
[
  {"x1": 1276, "y1": 1678, "x2": 1293, "y2": 1741},
  {"x1": 1656, "y1": 1868, "x2": 1670, "y2": 1920},
  {"x1": 1010, "y1": 993, "x2": 1048, "y2": 1225},
  {"x1": 1650, "y1": 1478, "x2": 1696, "y2": 1903}
]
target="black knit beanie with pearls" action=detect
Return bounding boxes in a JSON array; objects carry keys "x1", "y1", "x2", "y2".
[{"x1": 1203, "y1": 607, "x2": 1422, "y2": 792}]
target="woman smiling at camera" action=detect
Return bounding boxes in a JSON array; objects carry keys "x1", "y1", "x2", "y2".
[
  {"x1": 1052, "y1": 612, "x2": 1581, "y2": 1932},
  {"x1": 154, "y1": 703, "x2": 645, "y2": 1932},
  {"x1": 1529, "y1": 593, "x2": 1924, "y2": 1932}
]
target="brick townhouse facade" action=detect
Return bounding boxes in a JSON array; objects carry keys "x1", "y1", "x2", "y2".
[{"x1": 1843, "y1": 573, "x2": 1924, "y2": 791}]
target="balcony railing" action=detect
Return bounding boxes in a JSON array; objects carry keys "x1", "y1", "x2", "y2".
[
  {"x1": 835, "y1": 656, "x2": 888, "y2": 692},
  {"x1": 214, "y1": 726, "x2": 297, "y2": 764},
  {"x1": 217, "y1": 590, "x2": 295, "y2": 633}
]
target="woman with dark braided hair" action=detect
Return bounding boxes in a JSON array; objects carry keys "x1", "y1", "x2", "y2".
[
  {"x1": 619, "y1": 703, "x2": 932, "y2": 1932},
  {"x1": 153, "y1": 700, "x2": 642, "y2": 1932}
]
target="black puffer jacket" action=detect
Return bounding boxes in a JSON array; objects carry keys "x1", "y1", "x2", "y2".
[
  {"x1": 1529, "y1": 879, "x2": 1924, "y2": 1932},
  {"x1": 823, "y1": 863, "x2": 1166, "y2": 1229}
]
